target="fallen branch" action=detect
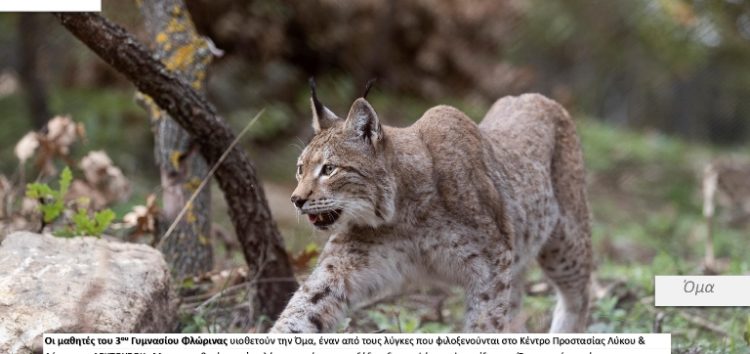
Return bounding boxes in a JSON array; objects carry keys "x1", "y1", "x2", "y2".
[{"x1": 54, "y1": 12, "x2": 297, "y2": 321}]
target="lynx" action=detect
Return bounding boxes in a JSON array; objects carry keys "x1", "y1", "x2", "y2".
[{"x1": 270, "y1": 82, "x2": 592, "y2": 333}]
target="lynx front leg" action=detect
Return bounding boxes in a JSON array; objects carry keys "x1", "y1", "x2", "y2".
[
  {"x1": 463, "y1": 252, "x2": 513, "y2": 332},
  {"x1": 270, "y1": 239, "x2": 410, "y2": 333},
  {"x1": 508, "y1": 266, "x2": 528, "y2": 332}
]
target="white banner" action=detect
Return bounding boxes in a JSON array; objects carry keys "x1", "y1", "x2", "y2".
[
  {"x1": 44, "y1": 333, "x2": 671, "y2": 354},
  {"x1": 0, "y1": 0, "x2": 101, "y2": 12},
  {"x1": 655, "y1": 275, "x2": 750, "y2": 306}
]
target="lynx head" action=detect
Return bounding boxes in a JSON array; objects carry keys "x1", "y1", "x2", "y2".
[{"x1": 291, "y1": 79, "x2": 396, "y2": 231}]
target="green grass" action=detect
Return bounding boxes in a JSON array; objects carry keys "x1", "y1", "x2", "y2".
[{"x1": 575, "y1": 120, "x2": 748, "y2": 351}]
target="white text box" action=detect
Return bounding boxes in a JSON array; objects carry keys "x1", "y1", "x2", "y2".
[
  {"x1": 43, "y1": 333, "x2": 671, "y2": 354},
  {"x1": 655, "y1": 275, "x2": 750, "y2": 306},
  {"x1": 0, "y1": 0, "x2": 100, "y2": 12}
]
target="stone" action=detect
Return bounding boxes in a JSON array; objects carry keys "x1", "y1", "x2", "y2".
[{"x1": 0, "y1": 232, "x2": 176, "y2": 354}]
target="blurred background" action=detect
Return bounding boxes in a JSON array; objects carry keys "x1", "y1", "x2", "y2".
[{"x1": 0, "y1": 0, "x2": 749, "y2": 351}]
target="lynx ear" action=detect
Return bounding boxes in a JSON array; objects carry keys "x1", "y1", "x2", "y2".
[
  {"x1": 309, "y1": 78, "x2": 341, "y2": 133},
  {"x1": 345, "y1": 98, "x2": 382, "y2": 145}
]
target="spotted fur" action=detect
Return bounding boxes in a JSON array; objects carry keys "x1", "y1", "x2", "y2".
[{"x1": 271, "y1": 93, "x2": 592, "y2": 333}]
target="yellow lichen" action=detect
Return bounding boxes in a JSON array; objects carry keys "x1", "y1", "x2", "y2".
[
  {"x1": 166, "y1": 17, "x2": 187, "y2": 36},
  {"x1": 155, "y1": 32, "x2": 168, "y2": 44},
  {"x1": 185, "y1": 177, "x2": 201, "y2": 192},
  {"x1": 169, "y1": 150, "x2": 182, "y2": 170},
  {"x1": 192, "y1": 67, "x2": 210, "y2": 90},
  {"x1": 165, "y1": 42, "x2": 199, "y2": 71},
  {"x1": 136, "y1": 93, "x2": 163, "y2": 120},
  {"x1": 185, "y1": 204, "x2": 197, "y2": 223}
]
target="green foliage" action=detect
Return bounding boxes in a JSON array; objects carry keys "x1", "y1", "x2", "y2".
[
  {"x1": 365, "y1": 306, "x2": 425, "y2": 333},
  {"x1": 25, "y1": 167, "x2": 116, "y2": 237},
  {"x1": 579, "y1": 120, "x2": 750, "y2": 351},
  {"x1": 590, "y1": 296, "x2": 627, "y2": 332},
  {"x1": 49, "y1": 88, "x2": 150, "y2": 165},
  {"x1": 26, "y1": 166, "x2": 72, "y2": 223},
  {"x1": 513, "y1": 0, "x2": 750, "y2": 144},
  {"x1": 365, "y1": 306, "x2": 400, "y2": 331},
  {"x1": 181, "y1": 277, "x2": 196, "y2": 290},
  {"x1": 68, "y1": 208, "x2": 116, "y2": 237},
  {"x1": 357, "y1": 297, "x2": 460, "y2": 333},
  {"x1": 180, "y1": 312, "x2": 207, "y2": 333}
]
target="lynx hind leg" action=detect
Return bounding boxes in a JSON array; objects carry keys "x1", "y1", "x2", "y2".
[
  {"x1": 537, "y1": 219, "x2": 592, "y2": 333},
  {"x1": 464, "y1": 252, "x2": 513, "y2": 332}
]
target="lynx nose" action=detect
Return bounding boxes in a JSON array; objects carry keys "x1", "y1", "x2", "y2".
[{"x1": 291, "y1": 195, "x2": 307, "y2": 209}]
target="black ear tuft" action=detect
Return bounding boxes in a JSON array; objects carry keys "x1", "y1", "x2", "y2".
[
  {"x1": 362, "y1": 78, "x2": 377, "y2": 99},
  {"x1": 309, "y1": 77, "x2": 342, "y2": 133},
  {"x1": 309, "y1": 77, "x2": 324, "y2": 118}
]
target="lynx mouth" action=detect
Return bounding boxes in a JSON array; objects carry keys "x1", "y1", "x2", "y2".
[{"x1": 306, "y1": 209, "x2": 342, "y2": 229}]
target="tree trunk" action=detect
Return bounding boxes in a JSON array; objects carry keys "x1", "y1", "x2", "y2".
[
  {"x1": 54, "y1": 12, "x2": 298, "y2": 323},
  {"x1": 18, "y1": 13, "x2": 50, "y2": 129},
  {"x1": 136, "y1": 0, "x2": 213, "y2": 281}
]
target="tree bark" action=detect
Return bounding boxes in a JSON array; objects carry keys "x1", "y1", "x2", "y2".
[
  {"x1": 136, "y1": 0, "x2": 213, "y2": 281},
  {"x1": 54, "y1": 12, "x2": 297, "y2": 322}
]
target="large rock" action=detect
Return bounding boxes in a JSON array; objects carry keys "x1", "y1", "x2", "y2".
[{"x1": 0, "y1": 232, "x2": 176, "y2": 354}]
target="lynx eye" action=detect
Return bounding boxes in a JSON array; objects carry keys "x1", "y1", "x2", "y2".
[
  {"x1": 320, "y1": 164, "x2": 336, "y2": 176},
  {"x1": 296, "y1": 165, "x2": 303, "y2": 175}
]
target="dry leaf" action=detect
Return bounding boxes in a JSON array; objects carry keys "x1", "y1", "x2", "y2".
[
  {"x1": 123, "y1": 193, "x2": 159, "y2": 238},
  {"x1": 67, "y1": 180, "x2": 107, "y2": 209},
  {"x1": 21, "y1": 197, "x2": 39, "y2": 216},
  {"x1": 79, "y1": 150, "x2": 131, "y2": 204},
  {"x1": 0, "y1": 71, "x2": 18, "y2": 98},
  {"x1": 289, "y1": 247, "x2": 320, "y2": 272},
  {"x1": 80, "y1": 150, "x2": 113, "y2": 185},
  {"x1": 14, "y1": 132, "x2": 39, "y2": 163},
  {"x1": 29, "y1": 115, "x2": 85, "y2": 175},
  {"x1": 123, "y1": 206, "x2": 147, "y2": 226},
  {"x1": 45, "y1": 115, "x2": 80, "y2": 155}
]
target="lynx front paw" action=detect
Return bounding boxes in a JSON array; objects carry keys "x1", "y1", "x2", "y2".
[{"x1": 269, "y1": 318, "x2": 321, "y2": 333}]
